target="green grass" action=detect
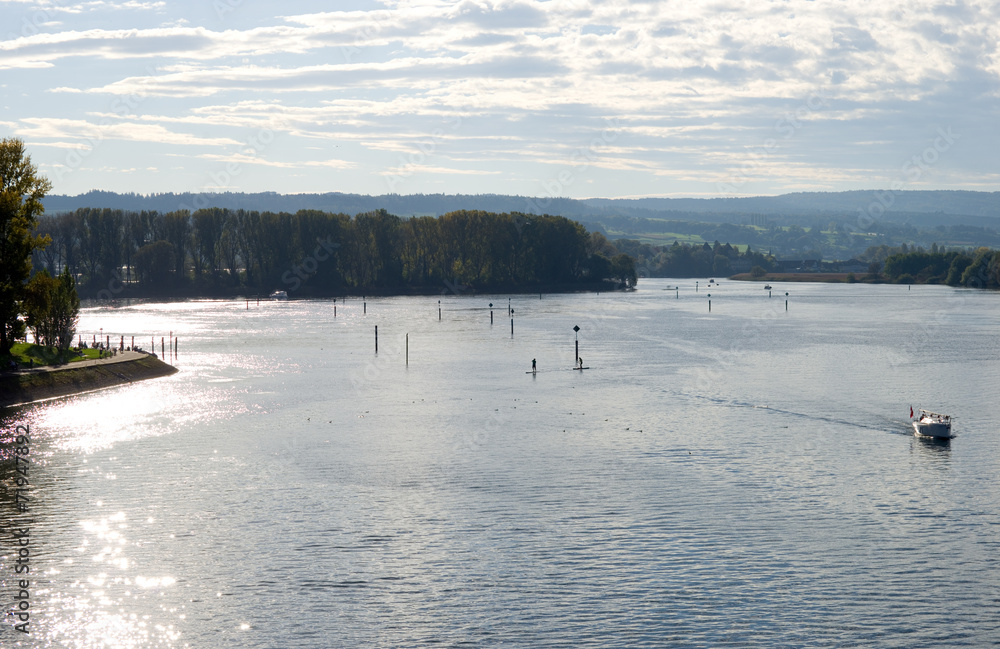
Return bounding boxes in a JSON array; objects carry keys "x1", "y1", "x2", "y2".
[
  {"x1": 1, "y1": 342, "x2": 106, "y2": 370},
  {"x1": 606, "y1": 230, "x2": 706, "y2": 246}
]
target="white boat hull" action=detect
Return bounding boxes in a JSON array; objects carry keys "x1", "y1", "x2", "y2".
[{"x1": 913, "y1": 421, "x2": 952, "y2": 439}]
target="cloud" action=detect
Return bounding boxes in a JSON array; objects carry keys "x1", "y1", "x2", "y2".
[
  {"x1": 17, "y1": 117, "x2": 243, "y2": 147},
  {"x1": 6, "y1": 0, "x2": 1000, "y2": 196},
  {"x1": 380, "y1": 164, "x2": 502, "y2": 176},
  {"x1": 196, "y1": 152, "x2": 356, "y2": 170}
]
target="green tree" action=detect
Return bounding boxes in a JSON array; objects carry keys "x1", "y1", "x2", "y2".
[
  {"x1": 0, "y1": 138, "x2": 52, "y2": 355},
  {"x1": 610, "y1": 253, "x2": 637, "y2": 288},
  {"x1": 22, "y1": 267, "x2": 79, "y2": 350},
  {"x1": 712, "y1": 254, "x2": 730, "y2": 275},
  {"x1": 193, "y1": 208, "x2": 226, "y2": 280},
  {"x1": 53, "y1": 266, "x2": 81, "y2": 350},
  {"x1": 945, "y1": 254, "x2": 973, "y2": 286},
  {"x1": 134, "y1": 240, "x2": 175, "y2": 290},
  {"x1": 162, "y1": 211, "x2": 192, "y2": 280},
  {"x1": 960, "y1": 248, "x2": 997, "y2": 288},
  {"x1": 23, "y1": 270, "x2": 58, "y2": 346}
]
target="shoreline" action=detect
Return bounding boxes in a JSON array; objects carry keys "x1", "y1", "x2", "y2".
[
  {"x1": 78, "y1": 280, "x2": 623, "y2": 301},
  {"x1": 0, "y1": 353, "x2": 178, "y2": 409},
  {"x1": 729, "y1": 272, "x2": 881, "y2": 283}
]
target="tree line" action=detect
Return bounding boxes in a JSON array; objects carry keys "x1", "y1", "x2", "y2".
[
  {"x1": 610, "y1": 239, "x2": 778, "y2": 278},
  {"x1": 32, "y1": 207, "x2": 638, "y2": 298},
  {"x1": 881, "y1": 245, "x2": 1000, "y2": 287}
]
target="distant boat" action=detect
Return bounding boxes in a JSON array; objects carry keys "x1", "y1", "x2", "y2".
[
  {"x1": 912, "y1": 409, "x2": 952, "y2": 438},
  {"x1": 764, "y1": 284, "x2": 772, "y2": 290},
  {"x1": 269, "y1": 290, "x2": 288, "y2": 300}
]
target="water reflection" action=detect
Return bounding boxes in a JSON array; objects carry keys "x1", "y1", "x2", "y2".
[
  {"x1": 0, "y1": 415, "x2": 184, "y2": 648},
  {"x1": 912, "y1": 434, "x2": 953, "y2": 462}
]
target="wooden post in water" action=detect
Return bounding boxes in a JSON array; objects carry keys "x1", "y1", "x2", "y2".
[
  {"x1": 246, "y1": 300, "x2": 248, "y2": 310},
  {"x1": 334, "y1": 298, "x2": 337, "y2": 318},
  {"x1": 574, "y1": 325, "x2": 580, "y2": 367},
  {"x1": 174, "y1": 337, "x2": 178, "y2": 358},
  {"x1": 161, "y1": 337, "x2": 164, "y2": 357},
  {"x1": 438, "y1": 300, "x2": 441, "y2": 321},
  {"x1": 510, "y1": 309, "x2": 514, "y2": 337},
  {"x1": 708, "y1": 293, "x2": 711, "y2": 312},
  {"x1": 785, "y1": 292, "x2": 789, "y2": 311},
  {"x1": 676, "y1": 287, "x2": 679, "y2": 299},
  {"x1": 375, "y1": 325, "x2": 378, "y2": 353},
  {"x1": 364, "y1": 297, "x2": 367, "y2": 314},
  {"x1": 131, "y1": 336, "x2": 134, "y2": 349},
  {"x1": 489, "y1": 303, "x2": 493, "y2": 325},
  {"x1": 406, "y1": 333, "x2": 409, "y2": 366}
]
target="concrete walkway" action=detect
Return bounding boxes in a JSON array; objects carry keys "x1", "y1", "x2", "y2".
[{"x1": 8, "y1": 350, "x2": 161, "y2": 375}]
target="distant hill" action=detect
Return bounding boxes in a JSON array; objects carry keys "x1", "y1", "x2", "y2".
[
  {"x1": 582, "y1": 190, "x2": 1000, "y2": 218},
  {"x1": 42, "y1": 189, "x2": 1000, "y2": 230}
]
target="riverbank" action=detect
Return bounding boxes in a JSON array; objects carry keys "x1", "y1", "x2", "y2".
[
  {"x1": 80, "y1": 279, "x2": 625, "y2": 301},
  {"x1": 0, "y1": 352, "x2": 178, "y2": 409},
  {"x1": 730, "y1": 272, "x2": 881, "y2": 283}
]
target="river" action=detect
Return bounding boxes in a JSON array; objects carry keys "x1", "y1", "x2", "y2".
[{"x1": 3, "y1": 278, "x2": 1000, "y2": 647}]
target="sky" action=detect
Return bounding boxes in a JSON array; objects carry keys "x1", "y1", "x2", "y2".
[{"x1": 1, "y1": 0, "x2": 998, "y2": 200}]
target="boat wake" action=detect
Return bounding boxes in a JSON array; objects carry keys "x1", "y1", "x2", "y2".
[{"x1": 678, "y1": 393, "x2": 910, "y2": 436}]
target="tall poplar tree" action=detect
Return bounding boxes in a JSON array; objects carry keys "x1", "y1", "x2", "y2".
[{"x1": 0, "y1": 138, "x2": 52, "y2": 356}]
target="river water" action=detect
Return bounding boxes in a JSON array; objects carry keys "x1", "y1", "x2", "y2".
[{"x1": 2, "y1": 278, "x2": 1000, "y2": 648}]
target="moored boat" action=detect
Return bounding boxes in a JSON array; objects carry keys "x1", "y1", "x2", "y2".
[
  {"x1": 912, "y1": 409, "x2": 952, "y2": 438},
  {"x1": 269, "y1": 290, "x2": 288, "y2": 300}
]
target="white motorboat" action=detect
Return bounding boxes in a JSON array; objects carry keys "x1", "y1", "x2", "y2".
[
  {"x1": 912, "y1": 409, "x2": 952, "y2": 438},
  {"x1": 269, "y1": 290, "x2": 288, "y2": 300}
]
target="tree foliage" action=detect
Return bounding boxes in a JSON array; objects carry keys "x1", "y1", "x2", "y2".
[
  {"x1": 1, "y1": 138, "x2": 52, "y2": 355},
  {"x1": 23, "y1": 267, "x2": 79, "y2": 349},
  {"x1": 35, "y1": 208, "x2": 636, "y2": 296},
  {"x1": 609, "y1": 239, "x2": 777, "y2": 278},
  {"x1": 881, "y1": 246, "x2": 1000, "y2": 288}
]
